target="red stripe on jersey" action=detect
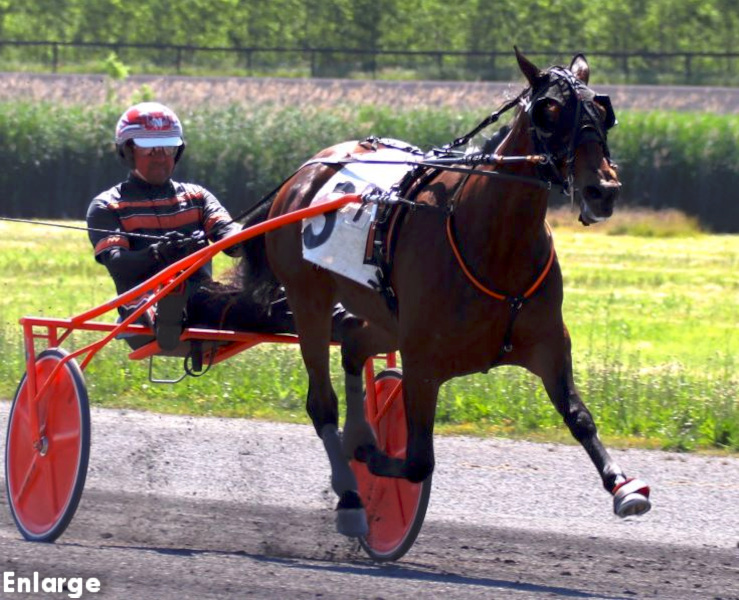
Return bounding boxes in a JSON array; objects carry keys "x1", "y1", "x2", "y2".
[
  {"x1": 120, "y1": 207, "x2": 203, "y2": 232},
  {"x1": 110, "y1": 191, "x2": 203, "y2": 211},
  {"x1": 94, "y1": 235, "x2": 131, "y2": 255},
  {"x1": 204, "y1": 213, "x2": 231, "y2": 236}
]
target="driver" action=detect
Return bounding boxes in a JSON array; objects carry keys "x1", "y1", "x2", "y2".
[{"x1": 86, "y1": 101, "x2": 297, "y2": 350}]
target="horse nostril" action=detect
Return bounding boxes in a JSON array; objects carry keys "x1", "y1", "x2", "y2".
[{"x1": 583, "y1": 186, "x2": 602, "y2": 202}]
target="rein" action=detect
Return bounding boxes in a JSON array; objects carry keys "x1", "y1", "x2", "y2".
[
  {"x1": 0, "y1": 216, "x2": 167, "y2": 241},
  {"x1": 301, "y1": 88, "x2": 558, "y2": 193},
  {"x1": 308, "y1": 153, "x2": 553, "y2": 190},
  {"x1": 440, "y1": 89, "x2": 527, "y2": 151}
]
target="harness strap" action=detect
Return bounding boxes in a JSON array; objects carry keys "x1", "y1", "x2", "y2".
[
  {"x1": 305, "y1": 155, "x2": 553, "y2": 190},
  {"x1": 441, "y1": 90, "x2": 527, "y2": 151},
  {"x1": 446, "y1": 214, "x2": 556, "y2": 363},
  {"x1": 445, "y1": 216, "x2": 556, "y2": 302}
]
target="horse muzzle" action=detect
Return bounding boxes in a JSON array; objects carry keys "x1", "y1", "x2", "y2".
[{"x1": 578, "y1": 179, "x2": 621, "y2": 225}]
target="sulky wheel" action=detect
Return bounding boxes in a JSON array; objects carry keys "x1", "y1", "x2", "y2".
[
  {"x1": 351, "y1": 368, "x2": 432, "y2": 562},
  {"x1": 5, "y1": 348, "x2": 91, "y2": 542}
]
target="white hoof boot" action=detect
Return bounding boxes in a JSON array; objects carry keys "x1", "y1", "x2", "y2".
[
  {"x1": 337, "y1": 507, "x2": 369, "y2": 537},
  {"x1": 336, "y1": 490, "x2": 369, "y2": 537},
  {"x1": 613, "y1": 478, "x2": 652, "y2": 518}
]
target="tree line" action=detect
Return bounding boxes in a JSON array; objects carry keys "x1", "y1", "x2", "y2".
[
  {"x1": 1, "y1": 1, "x2": 738, "y2": 84},
  {"x1": 2, "y1": 0, "x2": 737, "y2": 54}
]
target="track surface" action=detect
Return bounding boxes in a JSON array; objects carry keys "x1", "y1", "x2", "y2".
[{"x1": 1, "y1": 402, "x2": 737, "y2": 599}]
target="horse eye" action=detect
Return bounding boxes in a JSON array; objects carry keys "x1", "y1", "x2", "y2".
[{"x1": 531, "y1": 99, "x2": 561, "y2": 134}]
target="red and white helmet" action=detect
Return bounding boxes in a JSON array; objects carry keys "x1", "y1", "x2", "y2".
[{"x1": 115, "y1": 102, "x2": 185, "y2": 167}]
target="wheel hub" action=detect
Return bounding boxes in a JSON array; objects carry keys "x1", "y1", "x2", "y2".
[{"x1": 36, "y1": 436, "x2": 49, "y2": 457}]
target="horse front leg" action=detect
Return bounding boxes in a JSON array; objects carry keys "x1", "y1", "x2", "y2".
[
  {"x1": 399, "y1": 370, "x2": 439, "y2": 483},
  {"x1": 362, "y1": 367, "x2": 439, "y2": 484},
  {"x1": 529, "y1": 330, "x2": 651, "y2": 518}
]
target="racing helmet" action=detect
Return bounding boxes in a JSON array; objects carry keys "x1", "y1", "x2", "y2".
[{"x1": 114, "y1": 102, "x2": 186, "y2": 168}]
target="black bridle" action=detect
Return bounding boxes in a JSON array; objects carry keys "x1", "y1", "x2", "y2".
[{"x1": 525, "y1": 66, "x2": 617, "y2": 203}]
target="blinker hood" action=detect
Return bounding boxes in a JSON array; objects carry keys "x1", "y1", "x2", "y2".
[{"x1": 529, "y1": 69, "x2": 617, "y2": 134}]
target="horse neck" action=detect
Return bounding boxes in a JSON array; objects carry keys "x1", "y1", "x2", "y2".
[
  {"x1": 491, "y1": 114, "x2": 549, "y2": 223},
  {"x1": 450, "y1": 115, "x2": 552, "y2": 289}
]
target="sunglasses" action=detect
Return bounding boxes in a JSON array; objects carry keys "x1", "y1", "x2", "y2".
[{"x1": 133, "y1": 145, "x2": 179, "y2": 157}]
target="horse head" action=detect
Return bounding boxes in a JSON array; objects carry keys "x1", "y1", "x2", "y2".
[{"x1": 515, "y1": 48, "x2": 621, "y2": 225}]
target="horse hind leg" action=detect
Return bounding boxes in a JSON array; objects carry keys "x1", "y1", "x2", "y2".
[
  {"x1": 319, "y1": 421, "x2": 368, "y2": 537},
  {"x1": 291, "y1": 297, "x2": 369, "y2": 537},
  {"x1": 530, "y1": 335, "x2": 651, "y2": 518},
  {"x1": 338, "y1": 319, "x2": 397, "y2": 462}
]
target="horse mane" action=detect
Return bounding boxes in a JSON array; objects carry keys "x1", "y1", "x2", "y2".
[{"x1": 480, "y1": 124, "x2": 512, "y2": 154}]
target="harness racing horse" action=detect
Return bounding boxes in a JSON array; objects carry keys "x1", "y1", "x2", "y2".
[{"x1": 247, "y1": 49, "x2": 651, "y2": 537}]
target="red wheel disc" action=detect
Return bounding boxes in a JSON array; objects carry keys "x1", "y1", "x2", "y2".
[
  {"x1": 351, "y1": 369, "x2": 430, "y2": 561},
  {"x1": 5, "y1": 348, "x2": 90, "y2": 541}
]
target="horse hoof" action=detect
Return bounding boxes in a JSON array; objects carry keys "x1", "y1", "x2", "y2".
[
  {"x1": 613, "y1": 478, "x2": 652, "y2": 518},
  {"x1": 335, "y1": 490, "x2": 368, "y2": 537},
  {"x1": 353, "y1": 444, "x2": 371, "y2": 463},
  {"x1": 336, "y1": 507, "x2": 369, "y2": 538}
]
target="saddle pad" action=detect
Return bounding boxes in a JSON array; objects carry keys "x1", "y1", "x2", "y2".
[{"x1": 302, "y1": 148, "x2": 418, "y2": 288}]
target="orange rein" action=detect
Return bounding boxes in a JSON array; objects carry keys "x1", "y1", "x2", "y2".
[{"x1": 445, "y1": 217, "x2": 556, "y2": 303}]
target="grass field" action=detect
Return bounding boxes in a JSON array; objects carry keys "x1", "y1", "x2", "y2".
[{"x1": 0, "y1": 212, "x2": 737, "y2": 452}]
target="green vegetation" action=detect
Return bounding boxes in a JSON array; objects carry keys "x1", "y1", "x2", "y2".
[
  {"x1": 1, "y1": 101, "x2": 738, "y2": 232},
  {"x1": 1, "y1": 0, "x2": 738, "y2": 84},
  {"x1": 0, "y1": 219, "x2": 736, "y2": 452}
]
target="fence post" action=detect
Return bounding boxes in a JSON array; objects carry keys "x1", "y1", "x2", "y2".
[
  {"x1": 176, "y1": 47, "x2": 182, "y2": 74},
  {"x1": 621, "y1": 52, "x2": 629, "y2": 82},
  {"x1": 684, "y1": 54, "x2": 692, "y2": 83},
  {"x1": 52, "y1": 42, "x2": 59, "y2": 73}
]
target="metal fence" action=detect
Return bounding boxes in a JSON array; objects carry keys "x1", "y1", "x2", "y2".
[{"x1": 1, "y1": 39, "x2": 738, "y2": 85}]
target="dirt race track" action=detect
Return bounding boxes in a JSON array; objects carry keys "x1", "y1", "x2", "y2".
[{"x1": 1, "y1": 403, "x2": 737, "y2": 600}]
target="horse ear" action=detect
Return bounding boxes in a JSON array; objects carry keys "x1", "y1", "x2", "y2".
[
  {"x1": 570, "y1": 53, "x2": 590, "y2": 85},
  {"x1": 515, "y1": 46, "x2": 544, "y2": 87}
]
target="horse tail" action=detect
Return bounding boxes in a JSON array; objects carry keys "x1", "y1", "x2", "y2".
[{"x1": 238, "y1": 199, "x2": 283, "y2": 306}]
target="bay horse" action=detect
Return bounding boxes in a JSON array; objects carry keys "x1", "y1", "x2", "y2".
[{"x1": 245, "y1": 49, "x2": 651, "y2": 537}]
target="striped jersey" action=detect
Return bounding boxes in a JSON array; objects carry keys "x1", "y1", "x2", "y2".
[{"x1": 86, "y1": 174, "x2": 240, "y2": 294}]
